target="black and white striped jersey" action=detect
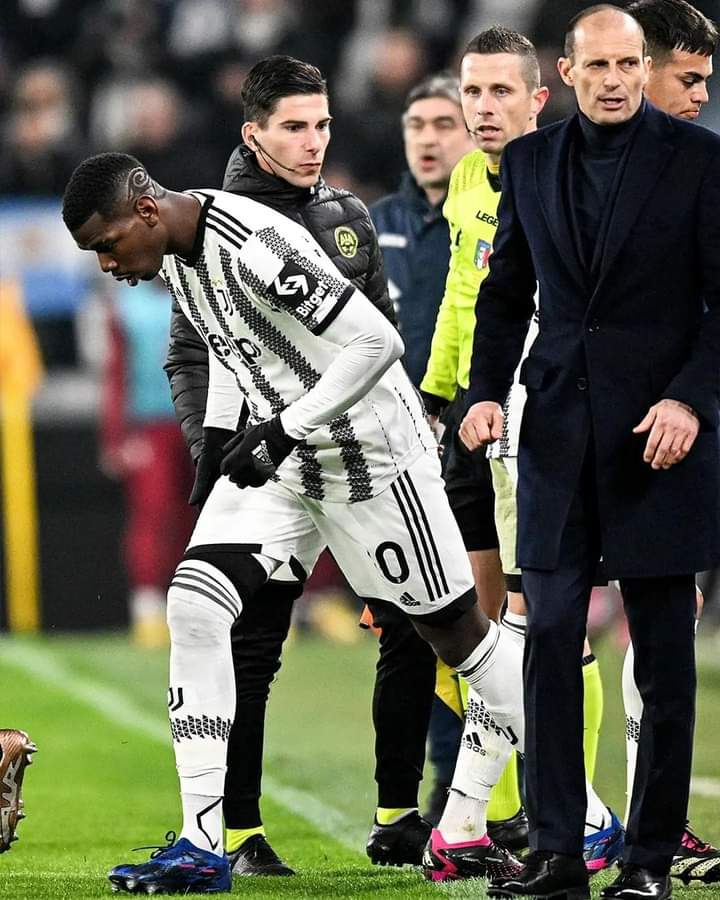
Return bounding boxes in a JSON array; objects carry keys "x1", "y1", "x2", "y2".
[
  {"x1": 160, "y1": 189, "x2": 434, "y2": 504},
  {"x1": 486, "y1": 306, "x2": 539, "y2": 461}
]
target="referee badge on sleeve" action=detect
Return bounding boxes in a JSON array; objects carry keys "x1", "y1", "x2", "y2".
[{"x1": 474, "y1": 239, "x2": 492, "y2": 270}]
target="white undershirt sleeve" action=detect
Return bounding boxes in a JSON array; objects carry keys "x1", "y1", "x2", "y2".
[
  {"x1": 280, "y1": 290, "x2": 404, "y2": 440},
  {"x1": 203, "y1": 352, "x2": 245, "y2": 430}
]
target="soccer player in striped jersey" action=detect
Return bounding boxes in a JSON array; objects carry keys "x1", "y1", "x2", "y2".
[{"x1": 63, "y1": 153, "x2": 526, "y2": 895}]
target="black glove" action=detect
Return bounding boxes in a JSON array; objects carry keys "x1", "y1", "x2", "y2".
[
  {"x1": 188, "y1": 427, "x2": 235, "y2": 508},
  {"x1": 220, "y1": 415, "x2": 300, "y2": 488}
]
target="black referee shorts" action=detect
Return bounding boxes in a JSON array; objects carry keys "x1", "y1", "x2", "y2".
[{"x1": 440, "y1": 394, "x2": 499, "y2": 553}]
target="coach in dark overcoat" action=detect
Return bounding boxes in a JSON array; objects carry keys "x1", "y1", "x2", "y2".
[{"x1": 461, "y1": 8, "x2": 719, "y2": 899}]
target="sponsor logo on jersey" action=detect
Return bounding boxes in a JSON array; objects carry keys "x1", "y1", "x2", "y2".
[
  {"x1": 334, "y1": 226, "x2": 359, "y2": 258},
  {"x1": 208, "y1": 333, "x2": 262, "y2": 369},
  {"x1": 474, "y1": 238, "x2": 493, "y2": 270},
  {"x1": 268, "y1": 260, "x2": 327, "y2": 317}
]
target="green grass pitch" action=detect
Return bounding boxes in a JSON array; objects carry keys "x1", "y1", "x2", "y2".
[{"x1": 0, "y1": 630, "x2": 718, "y2": 899}]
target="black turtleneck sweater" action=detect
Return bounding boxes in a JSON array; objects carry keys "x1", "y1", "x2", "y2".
[{"x1": 570, "y1": 101, "x2": 644, "y2": 277}]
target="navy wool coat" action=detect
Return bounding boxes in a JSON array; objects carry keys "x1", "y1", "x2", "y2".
[{"x1": 467, "y1": 102, "x2": 720, "y2": 578}]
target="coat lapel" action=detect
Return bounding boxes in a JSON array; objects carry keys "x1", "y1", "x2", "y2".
[
  {"x1": 534, "y1": 116, "x2": 587, "y2": 292},
  {"x1": 591, "y1": 104, "x2": 677, "y2": 299}
]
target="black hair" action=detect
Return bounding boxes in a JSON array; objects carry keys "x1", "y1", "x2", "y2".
[
  {"x1": 626, "y1": 0, "x2": 718, "y2": 63},
  {"x1": 241, "y1": 55, "x2": 327, "y2": 126},
  {"x1": 62, "y1": 152, "x2": 154, "y2": 232},
  {"x1": 463, "y1": 26, "x2": 541, "y2": 91},
  {"x1": 403, "y1": 72, "x2": 461, "y2": 114},
  {"x1": 564, "y1": 4, "x2": 647, "y2": 57}
]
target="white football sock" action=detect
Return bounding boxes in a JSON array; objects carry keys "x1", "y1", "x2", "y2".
[
  {"x1": 438, "y1": 691, "x2": 514, "y2": 842},
  {"x1": 500, "y1": 610, "x2": 527, "y2": 651},
  {"x1": 180, "y1": 794, "x2": 224, "y2": 854},
  {"x1": 167, "y1": 561, "x2": 241, "y2": 854},
  {"x1": 438, "y1": 623, "x2": 524, "y2": 843},
  {"x1": 455, "y1": 621, "x2": 525, "y2": 748},
  {"x1": 584, "y1": 785, "x2": 611, "y2": 835},
  {"x1": 622, "y1": 641, "x2": 642, "y2": 826}
]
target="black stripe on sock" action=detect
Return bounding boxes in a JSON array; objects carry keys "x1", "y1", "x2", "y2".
[
  {"x1": 459, "y1": 628, "x2": 500, "y2": 680},
  {"x1": 170, "y1": 579, "x2": 237, "y2": 620},
  {"x1": 176, "y1": 566, "x2": 239, "y2": 613}
]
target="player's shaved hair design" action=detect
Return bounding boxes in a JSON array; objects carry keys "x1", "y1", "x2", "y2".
[{"x1": 62, "y1": 152, "x2": 165, "y2": 232}]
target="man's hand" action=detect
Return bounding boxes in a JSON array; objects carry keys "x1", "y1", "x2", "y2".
[
  {"x1": 632, "y1": 398, "x2": 699, "y2": 470},
  {"x1": 459, "y1": 402, "x2": 504, "y2": 451},
  {"x1": 188, "y1": 427, "x2": 235, "y2": 508},
  {"x1": 220, "y1": 416, "x2": 300, "y2": 488}
]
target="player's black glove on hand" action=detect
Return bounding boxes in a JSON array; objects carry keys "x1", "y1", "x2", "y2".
[
  {"x1": 188, "y1": 427, "x2": 236, "y2": 509},
  {"x1": 220, "y1": 415, "x2": 300, "y2": 489}
]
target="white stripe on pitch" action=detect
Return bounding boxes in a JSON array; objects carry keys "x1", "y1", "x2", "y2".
[
  {"x1": 0, "y1": 640, "x2": 366, "y2": 851},
  {"x1": 691, "y1": 776, "x2": 720, "y2": 798}
]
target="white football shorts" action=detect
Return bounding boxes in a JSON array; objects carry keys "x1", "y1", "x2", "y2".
[{"x1": 188, "y1": 449, "x2": 475, "y2": 619}]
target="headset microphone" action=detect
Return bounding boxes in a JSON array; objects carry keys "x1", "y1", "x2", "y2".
[{"x1": 251, "y1": 137, "x2": 300, "y2": 175}]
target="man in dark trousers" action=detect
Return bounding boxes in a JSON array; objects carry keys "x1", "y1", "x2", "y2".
[{"x1": 460, "y1": 6, "x2": 720, "y2": 900}]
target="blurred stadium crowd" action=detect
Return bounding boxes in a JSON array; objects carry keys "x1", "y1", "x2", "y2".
[
  {"x1": 2, "y1": 0, "x2": 718, "y2": 201},
  {"x1": 0, "y1": 0, "x2": 718, "y2": 634}
]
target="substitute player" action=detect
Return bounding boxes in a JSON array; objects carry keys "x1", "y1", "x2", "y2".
[
  {"x1": 165, "y1": 54, "x2": 435, "y2": 875},
  {"x1": 63, "y1": 153, "x2": 526, "y2": 895}
]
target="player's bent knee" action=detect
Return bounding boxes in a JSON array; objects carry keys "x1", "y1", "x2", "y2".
[
  {"x1": 411, "y1": 588, "x2": 487, "y2": 666},
  {"x1": 182, "y1": 547, "x2": 269, "y2": 604},
  {"x1": 167, "y1": 559, "x2": 244, "y2": 644}
]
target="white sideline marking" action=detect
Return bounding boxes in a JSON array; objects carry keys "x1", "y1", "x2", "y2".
[
  {"x1": 0, "y1": 641, "x2": 366, "y2": 851},
  {"x1": 691, "y1": 777, "x2": 720, "y2": 798}
]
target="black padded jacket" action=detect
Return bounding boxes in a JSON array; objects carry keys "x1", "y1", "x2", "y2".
[{"x1": 164, "y1": 144, "x2": 396, "y2": 462}]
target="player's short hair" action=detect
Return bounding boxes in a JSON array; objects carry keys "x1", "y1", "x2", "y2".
[
  {"x1": 403, "y1": 72, "x2": 461, "y2": 115},
  {"x1": 564, "y1": 4, "x2": 648, "y2": 57},
  {"x1": 241, "y1": 55, "x2": 327, "y2": 126},
  {"x1": 62, "y1": 152, "x2": 147, "y2": 232},
  {"x1": 626, "y1": 0, "x2": 718, "y2": 64},
  {"x1": 463, "y1": 26, "x2": 541, "y2": 91}
]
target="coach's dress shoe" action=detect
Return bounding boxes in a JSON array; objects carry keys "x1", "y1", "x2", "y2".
[
  {"x1": 489, "y1": 849, "x2": 590, "y2": 900},
  {"x1": 601, "y1": 865, "x2": 672, "y2": 900}
]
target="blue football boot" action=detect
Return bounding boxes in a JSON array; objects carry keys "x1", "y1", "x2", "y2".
[
  {"x1": 584, "y1": 809, "x2": 625, "y2": 874},
  {"x1": 109, "y1": 831, "x2": 231, "y2": 894}
]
